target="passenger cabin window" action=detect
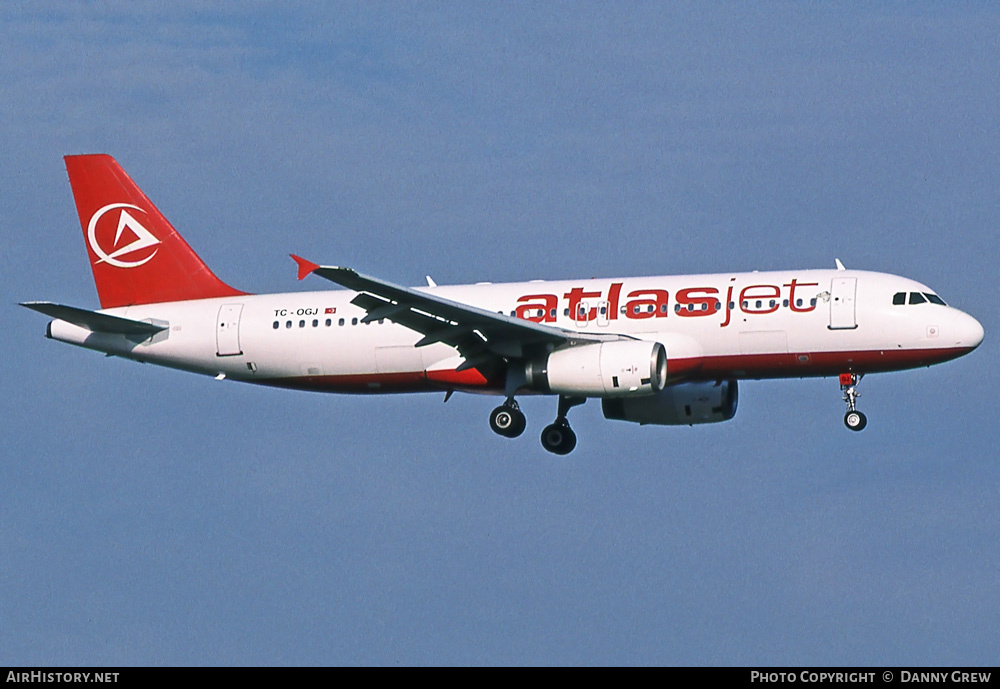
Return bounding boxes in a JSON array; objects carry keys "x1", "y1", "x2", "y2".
[
  {"x1": 909, "y1": 292, "x2": 927, "y2": 305},
  {"x1": 892, "y1": 292, "x2": 906, "y2": 305}
]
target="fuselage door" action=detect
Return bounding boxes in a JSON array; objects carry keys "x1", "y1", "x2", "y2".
[
  {"x1": 597, "y1": 300, "x2": 610, "y2": 327},
  {"x1": 829, "y1": 278, "x2": 858, "y2": 330},
  {"x1": 216, "y1": 304, "x2": 244, "y2": 356}
]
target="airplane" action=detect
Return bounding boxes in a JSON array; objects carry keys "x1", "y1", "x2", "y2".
[{"x1": 22, "y1": 154, "x2": 984, "y2": 454}]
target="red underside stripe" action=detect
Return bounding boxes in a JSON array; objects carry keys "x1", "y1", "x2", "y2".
[
  {"x1": 250, "y1": 346, "x2": 974, "y2": 394},
  {"x1": 253, "y1": 366, "x2": 495, "y2": 394},
  {"x1": 670, "y1": 346, "x2": 974, "y2": 380}
]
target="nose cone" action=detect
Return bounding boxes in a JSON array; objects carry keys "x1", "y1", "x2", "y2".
[{"x1": 953, "y1": 310, "x2": 985, "y2": 350}]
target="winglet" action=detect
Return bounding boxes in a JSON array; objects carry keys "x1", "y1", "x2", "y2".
[{"x1": 290, "y1": 254, "x2": 320, "y2": 281}]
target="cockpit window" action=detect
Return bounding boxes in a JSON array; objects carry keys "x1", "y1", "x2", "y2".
[{"x1": 895, "y1": 291, "x2": 946, "y2": 306}]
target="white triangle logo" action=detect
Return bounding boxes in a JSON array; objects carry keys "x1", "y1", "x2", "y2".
[{"x1": 87, "y1": 203, "x2": 161, "y2": 269}]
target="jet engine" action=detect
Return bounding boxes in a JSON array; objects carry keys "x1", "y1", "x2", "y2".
[
  {"x1": 601, "y1": 380, "x2": 738, "y2": 425},
  {"x1": 524, "y1": 340, "x2": 667, "y2": 397}
]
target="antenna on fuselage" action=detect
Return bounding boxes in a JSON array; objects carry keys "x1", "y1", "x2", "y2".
[{"x1": 835, "y1": 258, "x2": 846, "y2": 271}]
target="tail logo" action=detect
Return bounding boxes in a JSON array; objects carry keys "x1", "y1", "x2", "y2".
[{"x1": 87, "y1": 203, "x2": 161, "y2": 268}]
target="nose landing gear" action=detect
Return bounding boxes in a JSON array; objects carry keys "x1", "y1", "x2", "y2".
[{"x1": 840, "y1": 373, "x2": 867, "y2": 431}]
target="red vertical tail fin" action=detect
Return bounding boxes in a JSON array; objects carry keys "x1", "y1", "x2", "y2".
[{"x1": 64, "y1": 154, "x2": 247, "y2": 309}]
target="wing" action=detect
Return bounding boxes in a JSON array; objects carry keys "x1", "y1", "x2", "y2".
[{"x1": 291, "y1": 256, "x2": 623, "y2": 369}]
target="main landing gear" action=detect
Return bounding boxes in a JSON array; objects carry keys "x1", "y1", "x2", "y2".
[
  {"x1": 488, "y1": 395, "x2": 585, "y2": 454},
  {"x1": 540, "y1": 396, "x2": 585, "y2": 455},
  {"x1": 840, "y1": 373, "x2": 867, "y2": 432},
  {"x1": 489, "y1": 398, "x2": 526, "y2": 438}
]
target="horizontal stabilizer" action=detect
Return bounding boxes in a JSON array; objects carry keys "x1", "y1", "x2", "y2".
[{"x1": 20, "y1": 301, "x2": 167, "y2": 335}]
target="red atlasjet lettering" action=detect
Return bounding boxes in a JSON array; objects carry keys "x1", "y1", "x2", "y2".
[{"x1": 515, "y1": 279, "x2": 819, "y2": 328}]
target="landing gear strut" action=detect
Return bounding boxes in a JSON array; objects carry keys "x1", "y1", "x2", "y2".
[
  {"x1": 840, "y1": 373, "x2": 867, "y2": 432},
  {"x1": 541, "y1": 396, "x2": 585, "y2": 455},
  {"x1": 489, "y1": 398, "x2": 526, "y2": 438}
]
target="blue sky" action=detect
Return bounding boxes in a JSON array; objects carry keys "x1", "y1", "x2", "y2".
[{"x1": 2, "y1": 3, "x2": 997, "y2": 665}]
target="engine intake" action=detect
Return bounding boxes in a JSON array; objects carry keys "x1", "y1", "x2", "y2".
[
  {"x1": 525, "y1": 340, "x2": 667, "y2": 397},
  {"x1": 602, "y1": 380, "x2": 738, "y2": 425}
]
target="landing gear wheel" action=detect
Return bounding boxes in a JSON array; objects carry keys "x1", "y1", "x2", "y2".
[
  {"x1": 844, "y1": 410, "x2": 867, "y2": 432},
  {"x1": 839, "y1": 373, "x2": 867, "y2": 433},
  {"x1": 490, "y1": 404, "x2": 526, "y2": 438},
  {"x1": 541, "y1": 423, "x2": 577, "y2": 455}
]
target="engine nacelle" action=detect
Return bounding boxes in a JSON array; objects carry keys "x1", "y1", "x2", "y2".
[
  {"x1": 525, "y1": 340, "x2": 667, "y2": 397},
  {"x1": 602, "y1": 380, "x2": 738, "y2": 425}
]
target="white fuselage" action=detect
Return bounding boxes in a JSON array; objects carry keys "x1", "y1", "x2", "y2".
[{"x1": 47, "y1": 268, "x2": 984, "y2": 395}]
